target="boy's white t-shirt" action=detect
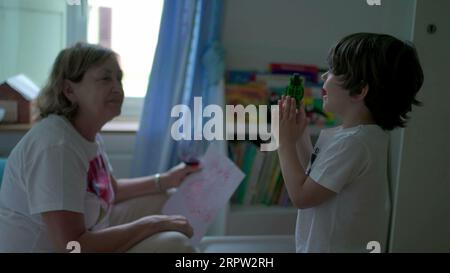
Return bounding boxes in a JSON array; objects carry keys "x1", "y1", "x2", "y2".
[
  {"x1": 296, "y1": 125, "x2": 391, "y2": 253},
  {"x1": 0, "y1": 114, "x2": 115, "y2": 252}
]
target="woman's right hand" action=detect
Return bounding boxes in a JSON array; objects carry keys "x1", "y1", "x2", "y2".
[{"x1": 140, "y1": 215, "x2": 194, "y2": 238}]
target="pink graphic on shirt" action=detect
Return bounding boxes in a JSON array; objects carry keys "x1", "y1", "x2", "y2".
[{"x1": 86, "y1": 154, "x2": 114, "y2": 206}]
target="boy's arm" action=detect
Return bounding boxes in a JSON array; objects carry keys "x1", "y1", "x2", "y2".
[
  {"x1": 278, "y1": 143, "x2": 336, "y2": 209},
  {"x1": 296, "y1": 127, "x2": 314, "y2": 170},
  {"x1": 277, "y1": 97, "x2": 335, "y2": 209}
]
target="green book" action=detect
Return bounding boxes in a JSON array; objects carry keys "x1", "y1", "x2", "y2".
[{"x1": 235, "y1": 143, "x2": 257, "y2": 204}]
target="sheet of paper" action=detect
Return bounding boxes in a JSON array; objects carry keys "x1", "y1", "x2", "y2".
[{"x1": 161, "y1": 143, "x2": 245, "y2": 246}]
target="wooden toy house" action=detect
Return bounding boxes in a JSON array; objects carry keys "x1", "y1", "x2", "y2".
[{"x1": 0, "y1": 75, "x2": 39, "y2": 124}]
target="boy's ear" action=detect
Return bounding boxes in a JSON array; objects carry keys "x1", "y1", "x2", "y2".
[
  {"x1": 351, "y1": 84, "x2": 369, "y2": 102},
  {"x1": 63, "y1": 79, "x2": 77, "y2": 104}
]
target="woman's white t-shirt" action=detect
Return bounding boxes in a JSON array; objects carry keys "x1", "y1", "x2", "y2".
[
  {"x1": 296, "y1": 125, "x2": 391, "y2": 253},
  {"x1": 0, "y1": 114, "x2": 115, "y2": 252}
]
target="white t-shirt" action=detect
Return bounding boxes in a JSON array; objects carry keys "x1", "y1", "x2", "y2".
[
  {"x1": 0, "y1": 114, "x2": 115, "y2": 252},
  {"x1": 296, "y1": 125, "x2": 391, "y2": 253}
]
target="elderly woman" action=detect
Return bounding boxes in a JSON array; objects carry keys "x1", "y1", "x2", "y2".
[{"x1": 0, "y1": 43, "x2": 200, "y2": 253}]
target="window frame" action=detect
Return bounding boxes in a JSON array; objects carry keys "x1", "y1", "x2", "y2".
[{"x1": 66, "y1": 0, "x2": 149, "y2": 122}]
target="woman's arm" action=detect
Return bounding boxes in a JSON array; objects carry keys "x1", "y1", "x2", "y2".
[
  {"x1": 42, "y1": 210, "x2": 193, "y2": 253},
  {"x1": 112, "y1": 174, "x2": 161, "y2": 204},
  {"x1": 112, "y1": 163, "x2": 201, "y2": 204}
]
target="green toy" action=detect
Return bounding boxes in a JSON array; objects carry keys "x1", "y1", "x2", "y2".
[{"x1": 285, "y1": 73, "x2": 304, "y2": 108}]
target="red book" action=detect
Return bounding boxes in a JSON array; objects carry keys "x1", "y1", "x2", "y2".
[{"x1": 270, "y1": 63, "x2": 319, "y2": 83}]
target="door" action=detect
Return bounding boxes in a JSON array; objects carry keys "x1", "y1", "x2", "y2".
[{"x1": 389, "y1": 0, "x2": 450, "y2": 252}]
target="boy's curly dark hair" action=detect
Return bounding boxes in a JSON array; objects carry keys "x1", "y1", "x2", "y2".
[{"x1": 327, "y1": 33, "x2": 424, "y2": 131}]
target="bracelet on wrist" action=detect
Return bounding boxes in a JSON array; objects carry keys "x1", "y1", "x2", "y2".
[{"x1": 155, "y1": 173, "x2": 162, "y2": 193}]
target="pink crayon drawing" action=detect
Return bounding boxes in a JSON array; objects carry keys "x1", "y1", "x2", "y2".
[{"x1": 162, "y1": 144, "x2": 245, "y2": 246}]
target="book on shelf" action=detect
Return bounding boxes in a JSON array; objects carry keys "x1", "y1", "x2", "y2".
[
  {"x1": 269, "y1": 62, "x2": 319, "y2": 84},
  {"x1": 253, "y1": 151, "x2": 277, "y2": 205},
  {"x1": 264, "y1": 161, "x2": 282, "y2": 205},
  {"x1": 225, "y1": 82, "x2": 269, "y2": 106},
  {"x1": 233, "y1": 142, "x2": 257, "y2": 204},
  {"x1": 243, "y1": 149, "x2": 266, "y2": 206},
  {"x1": 229, "y1": 142, "x2": 292, "y2": 207}
]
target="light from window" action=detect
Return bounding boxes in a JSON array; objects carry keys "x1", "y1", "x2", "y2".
[{"x1": 87, "y1": 0, "x2": 164, "y2": 98}]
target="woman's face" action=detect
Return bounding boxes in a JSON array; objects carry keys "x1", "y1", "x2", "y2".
[{"x1": 70, "y1": 56, "x2": 124, "y2": 124}]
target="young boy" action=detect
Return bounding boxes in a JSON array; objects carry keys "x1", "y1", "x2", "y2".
[{"x1": 277, "y1": 33, "x2": 424, "y2": 253}]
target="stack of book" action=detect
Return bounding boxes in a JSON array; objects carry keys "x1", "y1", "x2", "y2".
[
  {"x1": 225, "y1": 82, "x2": 269, "y2": 107},
  {"x1": 229, "y1": 142, "x2": 292, "y2": 207},
  {"x1": 269, "y1": 63, "x2": 320, "y2": 84}
]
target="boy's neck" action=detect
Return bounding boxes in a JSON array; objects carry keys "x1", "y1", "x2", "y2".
[{"x1": 341, "y1": 108, "x2": 376, "y2": 129}]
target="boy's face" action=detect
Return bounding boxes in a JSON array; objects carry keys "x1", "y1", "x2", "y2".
[{"x1": 321, "y1": 71, "x2": 353, "y2": 117}]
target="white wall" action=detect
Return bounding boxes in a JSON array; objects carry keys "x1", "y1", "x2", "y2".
[
  {"x1": 222, "y1": 0, "x2": 415, "y2": 70},
  {"x1": 389, "y1": 0, "x2": 450, "y2": 252},
  {"x1": 0, "y1": 0, "x2": 66, "y2": 86},
  {"x1": 101, "y1": 134, "x2": 135, "y2": 179}
]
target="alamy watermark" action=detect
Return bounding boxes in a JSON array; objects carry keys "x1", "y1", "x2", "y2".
[
  {"x1": 65, "y1": 240, "x2": 380, "y2": 253},
  {"x1": 366, "y1": 241, "x2": 381, "y2": 253},
  {"x1": 366, "y1": 0, "x2": 381, "y2": 6},
  {"x1": 170, "y1": 97, "x2": 279, "y2": 151},
  {"x1": 66, "y1": 241, "x2": 81, "y2": 253},
  {"x1": 66, "y1": 0, "x2": 81, "y2": 6}
]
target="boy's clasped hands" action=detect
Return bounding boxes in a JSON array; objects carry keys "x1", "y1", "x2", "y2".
[{"x1": 277, "y1": 95, "x2": 308, "y2": 148}]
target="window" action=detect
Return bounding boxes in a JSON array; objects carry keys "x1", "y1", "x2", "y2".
[{"x1": 87, "y1": 0, "x2": 164, "y2": 121}]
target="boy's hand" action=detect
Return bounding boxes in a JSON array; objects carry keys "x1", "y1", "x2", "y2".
[
  {"x1": 278, "y1": 96, "x2": 308, "y2": 148},
  {"x1": 161, "y1": 163, "x2": 202, "y2": 189}
]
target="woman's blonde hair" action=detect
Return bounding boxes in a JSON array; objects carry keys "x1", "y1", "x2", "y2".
[{"x1": 37, "y1": 42, "x2": 116, "y2": 120}]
